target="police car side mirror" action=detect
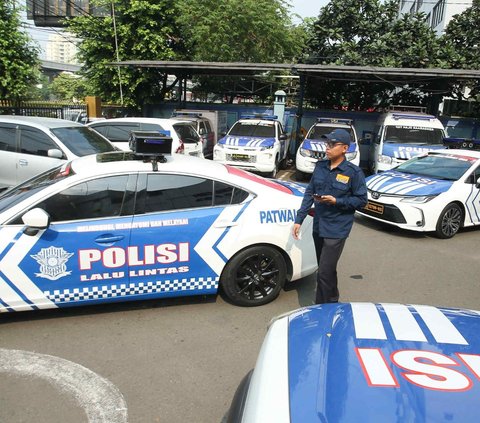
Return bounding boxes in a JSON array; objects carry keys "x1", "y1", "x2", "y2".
[
  {"x1": 22, "y1": 208, "x2": 50, "y2": 236},
  {"x1": 476, "y1": 176, "x2": 480, "y2": 188},
  {"x1": 279, "y1": 134, "x2": 287, "y2": 141},
  {"x1": 48, "y1": 148, "x2": 64, "y2": 159}
]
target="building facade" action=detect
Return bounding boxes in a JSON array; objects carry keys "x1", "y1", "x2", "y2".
[
  {"x1": 398, "y1": 0, "x2": 473, "y2": 35},
  {"x1": 45, "y1": 33, "x2": 79, "y2": 64}
]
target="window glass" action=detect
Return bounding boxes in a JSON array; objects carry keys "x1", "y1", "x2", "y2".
[
  {"x1": 173, "y1": 124, "x2": 200, "y2": 143},
  {"x1": 35, "y1": 175, "x2": 130, "y2": 222},
  {"x1": 229, "y1": 122, "x2": 275, "y2": 138},
  {"x1": 204, "y1": 121, "x2": 213, "y2": 132},
  {"x1": 384, "y1": 126, "x2": 444, "y2": 145},
  {"x1": 20, "y1": 128, "x2": 58, "y2": 156},
  {"x1": 89, "y1": 124, "x2": 110, "y2": 137},
  {"x1": 144, "y1": 174, "x2": 213, "y2": 213},
  {"x1": 0, "y1": 126, "x2": 16, "y2": 152},
  {"x1": 51, "y1": 126, "x2": 116, "y2": 155},
  {"x1": 308, "y1": 125, "x2": 354, "y2": 140},
  {"x1": 214, "y1": 181, "x2": 249, "y2": 205},
  {"x1": 142, "y1": 123, "x2": 167, "y2": 133}
]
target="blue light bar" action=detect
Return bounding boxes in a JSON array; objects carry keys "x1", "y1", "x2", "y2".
[
  {"x1": 316, "y1": 117, "x2": 353, "y2": 125},
  {"x1": 241, "y1": 113, "x2": 278, "y2": 120},
  {"x1": 392, "y1": 113, "x2": 436, "y2": 121},
  {"x1": 172, "y1": 112, "x2": 203, "y2": 118}
]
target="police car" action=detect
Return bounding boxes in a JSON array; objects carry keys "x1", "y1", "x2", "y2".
[
  {"x1": 213, "y1": 114, "x2": 289, "y2": 178},
  {"x1": 227, "y1": 302, "x2": 480, "y2": 423},
  {"x1": 357, "y1": 144, "x2": 480, "y2": 239},
  {"x1": 295, "y1": 118, "x2": 360, "y2": 180},
  {"x1": 0, "y1": 133, "x2": 316, "y2": 313}
]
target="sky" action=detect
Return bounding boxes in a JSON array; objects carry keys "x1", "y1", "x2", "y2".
[{"x1": 22, "y1": 0, "x2": 330, "y2": 58}]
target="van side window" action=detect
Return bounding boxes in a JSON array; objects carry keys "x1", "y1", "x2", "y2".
[
  {"x1": 0, "y1": 126, "x2": 16, "y2": 152},
  {"x1": 19, "y1": 127, "x2": 58, "y2": 157}
]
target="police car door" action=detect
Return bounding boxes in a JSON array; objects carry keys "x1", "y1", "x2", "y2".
[
  {"x1": 466, "y1": 165, "x2": 480, "y2": 225},
  {"x1": 128, "y1": 173, "x2": 244, "y2": 300},
  {"x1": 3, "y1": 175, "x2": 136, "y2": 311}
]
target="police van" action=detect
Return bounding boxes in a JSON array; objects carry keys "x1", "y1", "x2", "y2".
[
  {"x1": 369, "y1": 106, "x2": 446, "y2": 173},
  {"x1": 213, "y1": 114, "x2": 289, "y2": 178}
]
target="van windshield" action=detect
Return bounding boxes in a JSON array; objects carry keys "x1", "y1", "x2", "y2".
[{"x1": 384, "y1": 126, "x2": 444, "y2": 145}]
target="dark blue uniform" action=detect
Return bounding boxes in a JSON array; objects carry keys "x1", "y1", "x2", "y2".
[{"x1": 295, "y1": 158, "x2": 367, "y2": 303}]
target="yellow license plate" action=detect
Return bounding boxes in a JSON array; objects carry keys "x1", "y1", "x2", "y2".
[
  {"x1": 231, "y1": 154, "x2": 249, "y2": 160},
  {"x1": 365, "y1": 201, "x2": 384, "y2": 215}
]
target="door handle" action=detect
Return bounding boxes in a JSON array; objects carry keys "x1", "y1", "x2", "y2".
[
  {"x1": 95, "y1": 234, "x2": 125, "y2": 244},
  {"x1": 214, "y1": 220, "x2": 239, "y2": 228},
  {"x1": 18, "y1": 159, "x2": 28, "y2": 166}
]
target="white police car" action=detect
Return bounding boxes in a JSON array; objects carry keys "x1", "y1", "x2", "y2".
[
  {"x1": 0, "y1": 133, "x2": 316, "y2": 313},
  {"x1": 357, "y1": 144, "x2": 480, "y2": 238},
  {"x1": 227, "y1": 302, "x2": 480, "y2": 423},
  {"x1": 213, "y1": 114, "x2": 289, "y2": 178},
  {"x1": 295, "y1": 118, "x2": 360, "y2": 180}
]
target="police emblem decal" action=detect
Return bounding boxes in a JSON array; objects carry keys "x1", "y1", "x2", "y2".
[{"x1": 31, "y1": 247, "x2": 74, "y2": 280}]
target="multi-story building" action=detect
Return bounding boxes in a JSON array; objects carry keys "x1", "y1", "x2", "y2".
[
  {"x1": 45, "y1": 33, "x2": 79, "y2": 64},
  {"x1": 398, "y1": 0, "x2": 473, "y2": 35}
]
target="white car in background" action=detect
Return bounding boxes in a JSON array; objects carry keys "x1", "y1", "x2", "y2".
[
  {"x1": 295, "y1": 118, "x2": 360, "y2": 180},
  {"x1": 87, "y1": 117, "x2": 204, "y2": 157}
]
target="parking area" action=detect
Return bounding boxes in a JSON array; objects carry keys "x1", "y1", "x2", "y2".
[{"x1": 1, "y1": 165, "x2": 479, "y2": 423}]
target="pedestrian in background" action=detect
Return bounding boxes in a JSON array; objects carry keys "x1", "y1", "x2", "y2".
[{"x1": 292, "y1": 129, "x2": 367, "y2": 304}]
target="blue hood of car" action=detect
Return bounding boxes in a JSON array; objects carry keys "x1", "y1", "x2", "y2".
[
  {"x1": 218, "y1": 136, "x2": 275, "y2": 148},
  {"x1": 287, "y1": 303, "x2": 480, "y2": 423},
  {"x1": 366, "y1": 170, "x2": 453, "y2": 195},
  {"x1": 382, "y1": 143, "x2": 444, "y2": 159},
  {"x1": 302, "y1": 139, "x2": 356, "y2": 153}
]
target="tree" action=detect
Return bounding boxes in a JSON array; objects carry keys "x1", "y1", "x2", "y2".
[
  {"x1": 66, "y1": 0, "x2": 187, "y2": 109},
  {"x1": 0, "y1": 2, "x2": 40, "y2": 100},
  {"x1": 50, "y1": 72, "x2": 89, "y2": 102},
  {"x1": 304, "y1": 0, "x2": 447, "y2": 110}
]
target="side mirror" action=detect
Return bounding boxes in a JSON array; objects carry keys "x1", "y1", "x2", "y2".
[
  {"x1": 476, "y1": 176, "x2": 480, "y2": 189},
  {"x1": 279, "y1": 134, "x2": 287, "y2": 141},
  {"x1": 22, "y1": 208, "x2": 50, "y2": 236},
  {"x1": 198, "y1": 128, "x2": 206, "y2": 135},
  {"x1": 220, "y1": 132, "x2": 227, "y2": 137},
  {"x1": 47, "y1": 148, "x2": 64, "y2": 159}
]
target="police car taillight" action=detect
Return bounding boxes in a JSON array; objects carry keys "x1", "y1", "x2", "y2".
[{"x1": 56, "y1": 162, "x2": 74, "y2": 178}]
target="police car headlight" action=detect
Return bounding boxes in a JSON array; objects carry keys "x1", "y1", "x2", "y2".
[
  {"x1": 260, "y1": 145, "x2": 274, "y2": 151},
  {"x1": 400, "y1": 195, "x2": 438, "y2": 204},
  {"x1": 378, "y1": 154, "x2": 392, "y2": 164},
  {"x1": 346, "y1": 151, "x2": 358, "y2": 161},
  {"x1": 300, "y1": 147, "x2": 312, "y2": 157}
]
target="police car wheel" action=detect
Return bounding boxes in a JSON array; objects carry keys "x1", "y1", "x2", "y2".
[
  {"x1": 435, "y1": 203, "x2": 463, "y2": 239},
  {"x1": 268, "y1": 157, "x2": 279, "y2": 178},
  {"x1": 220, "y1": 246, "x2": 286, "y2": 307}
]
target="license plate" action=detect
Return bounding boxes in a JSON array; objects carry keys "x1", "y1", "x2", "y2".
[
  {"x1": 365, "y1": 201, "x2": 384, "y2": 215},
  {"x1": 231, "y1": 154, "x2": 249, "y2": 160}
]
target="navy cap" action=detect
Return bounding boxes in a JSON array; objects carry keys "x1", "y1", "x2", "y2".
[{"x1": 321, "y1": 129, "x2": 351, "y2": 146}]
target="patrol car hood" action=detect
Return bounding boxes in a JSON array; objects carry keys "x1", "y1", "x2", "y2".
[
  {"x1": 302, "y1": 139, "x2": 356, "y2": 153},
  {"x1": 382, "y1": 143, "x2": 444, "y2": 159},
  {"x1": 218, "y1": 136, "x2": 276, "y2": 148},
  {"x1": 287, "y1": 303, "x2": 480, "y2": 423},
  {"x1": 366, "y1": 170, "x2": 453, "y2": 196}
]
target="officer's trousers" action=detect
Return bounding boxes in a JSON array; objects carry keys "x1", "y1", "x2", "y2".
[{"x1": 312, "y1": 234, "x2": 346, "y2": 304}]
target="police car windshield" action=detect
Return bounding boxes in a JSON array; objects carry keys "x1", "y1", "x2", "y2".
[
  {"x1": 0, "y1": 165, "x2": 73, "y2": 214},
  {"x1": 229, "y1": 122, "x2": 275, "y2": 138},
  {"x1": 307, "y1": 126, "x2": 353, "y2": 140},
  {"x1": 51, "y1": 126, "x2": 116, "y2": 156},
  {"x1": 395, "y1": 154, "x2": 473, "y2": 181},
  {"x1": 384, "y1": 126, "x2": 444, "y2": 145}
]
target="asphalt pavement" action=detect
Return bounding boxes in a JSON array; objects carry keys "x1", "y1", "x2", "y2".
[{"x1": 1, "y1": 169, "x2": 479, "y2": 423}]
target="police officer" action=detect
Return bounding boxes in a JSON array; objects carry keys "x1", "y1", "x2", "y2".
[{"x1": 292, "y1": 129, "x2": 367, "y2": 304}]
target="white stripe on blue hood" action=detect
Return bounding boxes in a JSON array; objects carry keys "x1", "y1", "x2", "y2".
[
  {"x1": 382, "y1": 143, "x2": 444, "y2": 159},
  {"x1": 366, "y1": 171, "x2": 453, "y2": 195},
  {"x1": 218, "y1": 136, "x2": 275, "y2": 148}
]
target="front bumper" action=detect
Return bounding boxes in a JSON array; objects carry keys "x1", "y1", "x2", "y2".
[{"x1": 214, "y1": 147, "x2": 276, "y2": 173}]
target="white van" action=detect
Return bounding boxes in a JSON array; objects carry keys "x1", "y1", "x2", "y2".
[{"x1": 369, "y1": 106, "x2": 446, "y2": 173}]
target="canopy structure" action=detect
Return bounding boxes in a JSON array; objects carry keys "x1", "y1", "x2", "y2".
[{"x1": 114, "y1": 60, "x2": 480, "y2": 142}]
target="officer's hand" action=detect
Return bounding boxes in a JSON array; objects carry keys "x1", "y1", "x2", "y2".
[
  {"x1": 292, "y1": 223, "x2": 301, "y2": 240},
  {"x1": 319, "y1": 195, "x2": 336, "y2": 205}
]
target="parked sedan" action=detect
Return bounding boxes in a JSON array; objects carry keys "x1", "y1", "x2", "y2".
[
  {"x1": 87, "y1": 117, "x2": 204, "y2": 157},
  {"x1": 0, "y1": 116, "x2": 117, "y2": 190},
  {"x1": 0, "y1": 146, "x2": 316, "y2": 313},
  {"x1": 227, "y1": 302, "x2": 480, "y2": 423},
  {"x1": 357, "y1": 148, "x2": 480, "y2": 238}
]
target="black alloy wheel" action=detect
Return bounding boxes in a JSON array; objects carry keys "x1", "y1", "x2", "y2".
[{"x1": 435, "y1": 203, "x2": 463, "y2": 239}]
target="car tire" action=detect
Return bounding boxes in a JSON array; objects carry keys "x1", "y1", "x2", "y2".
[
  {"x1": 220, "y1": 246, "x2": 286, "y2": 307},
  {"x1": 434, "y1": 203, "x2": 463, "y2": 239},
  {"x1": 268, "y1": 157, "x2": 279, "y2": 178}
]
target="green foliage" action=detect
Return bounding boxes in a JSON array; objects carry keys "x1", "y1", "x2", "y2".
[
  {"x1": 66, "y1": 0, "x2": 186, "y2": 108},
  {"x1": 50, "y1": 72, "x2": 89, "y2": 102},
  {"x1": 305, "y1": 0, "x2": 449, "y2": 110},
  {"x1": 0, "y1": 2, "x2": 40, "y2": 100}
]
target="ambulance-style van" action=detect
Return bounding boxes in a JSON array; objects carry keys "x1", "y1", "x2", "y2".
[{"x1": 369, "y1": 106, "x2": 446, "y2": 173}]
